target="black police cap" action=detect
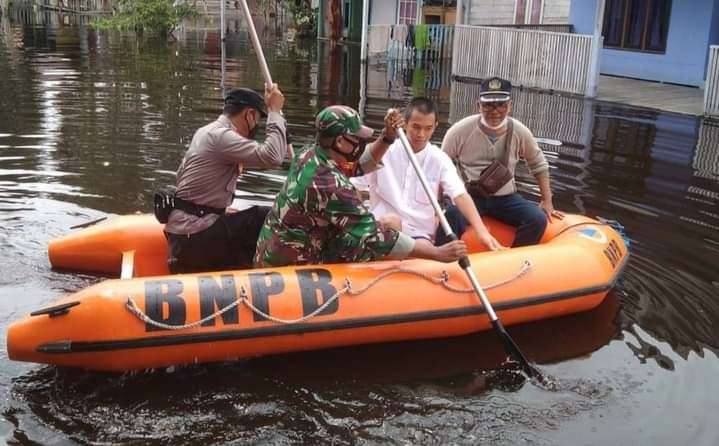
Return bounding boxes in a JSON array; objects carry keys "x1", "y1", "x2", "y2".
[
  {"x1": 479, "y1": 77, "x2": 512, "y2": 103},
  {"x1": 224, "y1": 88, "x2": 267, "y2": 117}
]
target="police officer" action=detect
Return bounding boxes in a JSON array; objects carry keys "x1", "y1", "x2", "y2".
[{"x1": 165, "y1": 84, "x2": 287, "y2": 273}]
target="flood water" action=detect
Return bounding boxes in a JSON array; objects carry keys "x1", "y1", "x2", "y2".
[{"x1": 1, "y1": 9, "x2": 719, "y2": 446}]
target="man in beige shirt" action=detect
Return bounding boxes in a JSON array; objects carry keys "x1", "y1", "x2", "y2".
[
  {"x1": 164, "y1": 84, "x2": 286, "y2": 273},
  {"x1": 439, "y1": 77, "x2": 561, "y2": 247}
]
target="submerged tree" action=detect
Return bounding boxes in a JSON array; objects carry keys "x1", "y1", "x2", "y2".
[
  {"x1": 288, "y1": 0, "x2": 316, "y2": 38},
  {"x1": 92, "y1": 0, "x2": 197, "y2": 36}
]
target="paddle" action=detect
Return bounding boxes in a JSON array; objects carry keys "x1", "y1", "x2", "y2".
[
  {"x1": 238, "y1": 0, "x2": 294, "y2": 158},
  {"x1": 395, "y1": 127, "x2": 543, "y2": 380}
]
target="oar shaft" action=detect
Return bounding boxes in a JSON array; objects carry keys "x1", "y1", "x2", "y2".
[
  {"x1": 395, "y1": 128, "x2": 498, "y2": 322},
  {"x1": 238, "y1": 0, "x2": 294, "y2": 159},
  {"x1": 239, "y1": 0, "x2": 273, "y2": 87},
  {"x1": 461, "y1": 262, "x2": 499, "y2": 321},
  {"x1": 397, "y1": 126, "x2": 540, "y2": 378}
]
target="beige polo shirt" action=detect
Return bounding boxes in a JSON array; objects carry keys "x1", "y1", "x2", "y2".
[
  {"x1": 442, "y1": 115, "x2": 549, "y2": 196},
  {"x1": 165, "y1": 112, "x2": 286, "y2": 235}
]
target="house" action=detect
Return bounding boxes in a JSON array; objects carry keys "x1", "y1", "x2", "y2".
[
  {"x1": 367, "y1": 0, "x2": 457, "y2": 26},
  {"x1": 570, "y1": 0, "x2": 719, "y2": 87},
  {"x1": 318, "y1": 0, "x2": 458, "y2": 41}
]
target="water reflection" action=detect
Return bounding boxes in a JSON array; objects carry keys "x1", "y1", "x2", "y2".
[
  {"x1": 695, "y1": 119, "x2": 719, "y2": 180},
  {"x1": 1, "y1": 9, "x2": 719, "y2": 446},
  {"x1": 4, "y1": 2, "x2": 95, "y2": 27},
  {"x1": 366, "y1": 58, "x2": 452, "y2": 102}
]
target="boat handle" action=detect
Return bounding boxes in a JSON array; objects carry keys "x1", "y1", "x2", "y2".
[{"x1": 30, "y1": 301, "x2": 80, "y2": 318}]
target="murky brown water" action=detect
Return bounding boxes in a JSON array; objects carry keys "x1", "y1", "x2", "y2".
[{"x1": 1, "y1": 9, "x2": 719, "y2": 445}]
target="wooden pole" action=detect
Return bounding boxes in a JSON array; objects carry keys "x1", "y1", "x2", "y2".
[{"x1": 220, "y1": 0, "x2": 225, "y2": 41}]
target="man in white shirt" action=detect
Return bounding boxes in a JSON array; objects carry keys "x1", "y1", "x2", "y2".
[{"x1": 352, "y1": 98, "x2": 503, "y2": 251}]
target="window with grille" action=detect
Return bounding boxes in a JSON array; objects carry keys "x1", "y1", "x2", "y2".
[
  {"x1": 398, "y1": 0, "x2": 418, "y2": 25},
  {"x1": 602, "y1": 0, "x2": 672, "y2": 53}
]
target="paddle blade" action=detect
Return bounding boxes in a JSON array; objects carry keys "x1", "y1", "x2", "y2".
[{"x1": 491, "y1": 319, "x2": 543, "y2": 380}]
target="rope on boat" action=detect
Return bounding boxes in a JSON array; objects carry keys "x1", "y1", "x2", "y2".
[
  {"x1": 126, "y1": 293, "x2": 244, "y2": 331},
  {"x1": 125, "y1": 260, "x2": 533, "y2": 330}
]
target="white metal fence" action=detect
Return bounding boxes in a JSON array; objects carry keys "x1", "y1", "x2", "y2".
[
  {"x1": 694, "y1": 119, "x2": 719, "y2": 178},
  {"x1": 452, "y1": 25, "x2": 601, "y2": 97},
  {"x1": 704, "y1": 45, "x2": 719, "y2": 116},
  {"x1": 368, "y1": 24, "x2": 455, "y2": 61}
]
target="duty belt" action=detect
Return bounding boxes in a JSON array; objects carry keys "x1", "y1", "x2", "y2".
[{"x1": 173, "y1": 197, "x2": 225, "y2": 217}]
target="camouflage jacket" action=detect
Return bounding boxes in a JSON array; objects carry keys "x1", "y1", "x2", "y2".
[{"x1": 254, "y1": 145, "x2": 414, "y2": 267}]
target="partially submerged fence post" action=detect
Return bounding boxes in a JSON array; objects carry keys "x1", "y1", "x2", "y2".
[
  {"x1": 585, "y1": 0, "x2": 606, "y2": 98},
  {"x1": 704, "y1": 45, "x2": 719, "y2": 116},
  {"x1": 585, "y1": 33, "x2": 603, "y2": 98}
]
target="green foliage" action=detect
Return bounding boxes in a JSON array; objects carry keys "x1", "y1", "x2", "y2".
[
  {"x1": 92, "y1": 0, "x2": 197, "y2": 36},
  {"x1": 289, "y1": 2, "x2": 316, "y2": 38}
]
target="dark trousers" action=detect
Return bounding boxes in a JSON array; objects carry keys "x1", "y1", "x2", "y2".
[
  {"x1": 436, "y1": 193, "x2": 547, "y2": 247},
  {"x1": 166, "y1": 205, "x2": 270, "y2": 274}
]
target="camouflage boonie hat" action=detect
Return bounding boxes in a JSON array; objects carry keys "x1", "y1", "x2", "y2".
[{"x1": 315, "y1": 105, "x2": 374, "y2": 139}]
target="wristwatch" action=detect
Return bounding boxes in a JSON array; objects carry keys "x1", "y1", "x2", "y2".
[{"x1": 381, "y1": 129, "x2": 395, "y2": 145}]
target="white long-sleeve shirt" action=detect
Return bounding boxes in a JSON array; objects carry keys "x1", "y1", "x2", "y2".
[{"x1": 352, "y1": 140, "x2": 466, "y2": 240}]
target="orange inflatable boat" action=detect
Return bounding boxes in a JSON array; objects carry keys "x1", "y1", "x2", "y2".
[{"x1": 7, "y1": 213, "x2": 629, "y2": 371}]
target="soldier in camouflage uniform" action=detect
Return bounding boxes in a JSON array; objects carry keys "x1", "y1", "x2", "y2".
[{"x1": 254, "y1": 105, "x2": 467, "y2": 267}]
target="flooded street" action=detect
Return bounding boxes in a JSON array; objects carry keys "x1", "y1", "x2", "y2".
[{"x1": 1, "y1": 10, "x2": 719, "y2": 445}]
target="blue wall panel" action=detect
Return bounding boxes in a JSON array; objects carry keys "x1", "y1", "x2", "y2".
[
  {"x1": 570, "y1": 0, "x2": 718, "y2": 86},
  {"x1": 710, "y1": 0, "x2": 719, "y2": 46}
]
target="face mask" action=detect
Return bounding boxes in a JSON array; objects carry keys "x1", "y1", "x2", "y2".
[
  {"x1": 246, "y1": 110, "x2": 259, "y2": 139},
  {"x1": 330, "y1": 135, "x2": 367, "y2": 177},
  {"x1": 331, "y1": 135, "x2": 366, "y2": 163},
  {"x1": 336, "y1": 160, "x2": 360, "y2": 177},
  {"x1": 480, "y1": 116, "x2": 508, "y2": 130}
]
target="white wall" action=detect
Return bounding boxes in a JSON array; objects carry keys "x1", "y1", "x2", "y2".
[
  {"x1": 469, "y1": 0, "x2": 516, "y2": 25},
  {"x1": 370, "y1": 0, "x2": 397, "y2": 25},
  {"x1": 468, "y1": 0, "x2": 569, "y2": 25},
  {"x1": 542, "y1": 0, "x2": 570, "y2": 24}
]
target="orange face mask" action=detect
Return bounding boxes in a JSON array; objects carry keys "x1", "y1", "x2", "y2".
[
  {"x1": 336, "y1": 159, "x2": 360, "y2": 178},
  {"x1": 331, "y1": 134, "x2": 366, "y2": 177}
]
